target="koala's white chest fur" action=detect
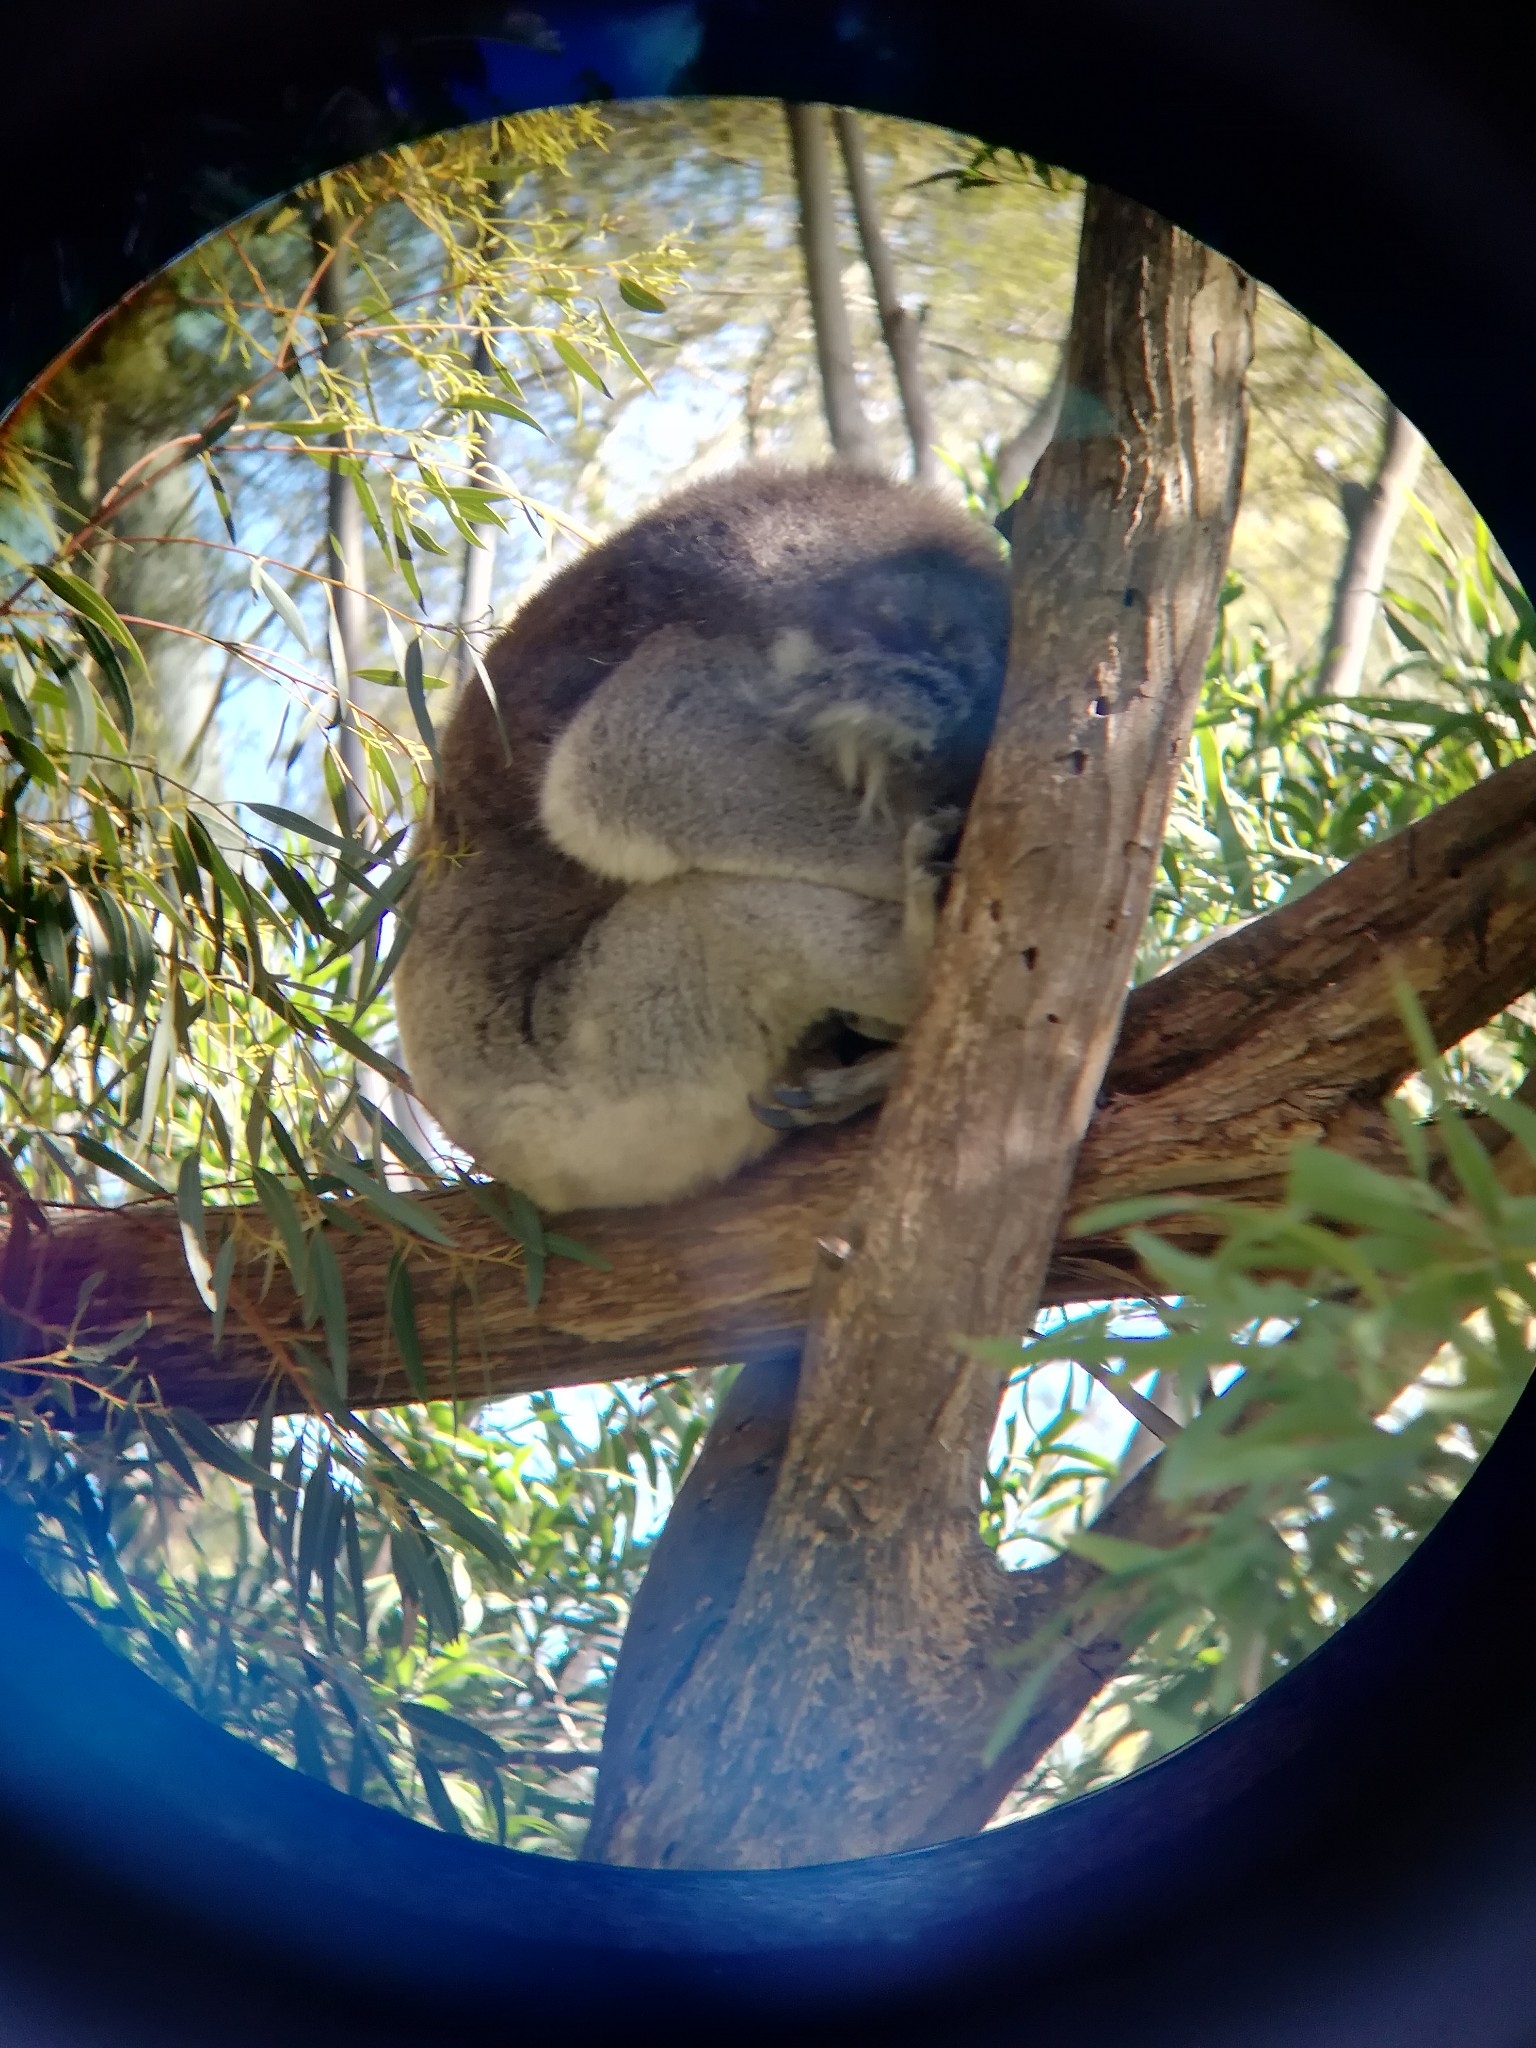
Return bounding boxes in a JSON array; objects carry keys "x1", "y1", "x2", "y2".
[{"x1": 392, "y1": 466, "x2": 1011, "y2": 1214}]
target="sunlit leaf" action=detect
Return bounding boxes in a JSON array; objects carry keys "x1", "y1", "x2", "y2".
[
  {"x1": 71, "y1": 1134, "x2": 166, "y2": 1198},
  {"x1": 326, "y1": 1157, "x2": 455, "y2": 1248},
  {"x1": 617, "y1": 277, "x2": 666, "y2": 314},
  {"x1": 176, "y1": 1153, "x2": 218, "y2": 1313}
]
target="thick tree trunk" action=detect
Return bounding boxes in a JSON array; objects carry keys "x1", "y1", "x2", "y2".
[
  {"x1": 783, "y1": 103, "x2": 880, "y2": 470},
  {"x1": 13, "y1": 738, "x2": 1536, "y2": 1423},
  {"x1": 579, "y1": 190, "x2": 1255, "y2": 1870},
  {"x1": 832, "y1": 108, "x2": 937, "y2": 485},
  {"x1": 1317, "y1": 400, "x2": 1425, "y2": 698},
  {"x1": 311, "y1": 208, "x2": 369, "y2": 820}
]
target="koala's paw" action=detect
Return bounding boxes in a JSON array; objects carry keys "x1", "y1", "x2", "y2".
[
  {"x1": 902, "y1": 806, "x2": 965, "y2": 954},
  {"x1": 749, "y1": 1045, "x2": 902, "y2": 1131}
]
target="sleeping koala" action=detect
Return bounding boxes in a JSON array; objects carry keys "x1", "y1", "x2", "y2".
[{"x1": 392, "y1": 465, "x2": 1012, "y2": 1213}]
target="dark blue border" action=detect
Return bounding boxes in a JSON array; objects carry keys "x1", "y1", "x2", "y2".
[{"x1": 3, "y1": 5, "x2": 1536, "y2": 2041}]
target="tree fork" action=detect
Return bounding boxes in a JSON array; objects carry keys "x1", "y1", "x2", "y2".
[{"x1": 580, "y1": 191, "x2": 1257, "y2": 1869}]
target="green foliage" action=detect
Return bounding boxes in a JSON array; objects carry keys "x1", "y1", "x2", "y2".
[
  {"x1": 974, "y1": 505, "x2": 1536, "y2": 1818},
  {"x1": 6, "y1": 1367, "x2": 712, "y2": 1849},
  {"x1": 0, "y1": 107, "x2": 687, "y2": 1850},
  {"x1": 976, "y1": 984, "x2": 1536, "y2": 1815},
  {"x1": 906, "y1": 142, "x2": 1076, "y2": 196},
  {"x1": 1143, "y1": 508, "x2": 1536, "y2": 991}
]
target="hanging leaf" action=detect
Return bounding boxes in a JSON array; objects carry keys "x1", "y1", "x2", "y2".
[
  {"x1": 245, "y1": 801, "x2": 353, "y2": 854},
  {"x1": 295, "y1": 1445, "x2": 335, "y2": 1617},
  {"x1": 252, "y1": 1166, "x2": 310, "y2": 1291},
  {"x1": 71, "y1": 1133, "x2": 166, "y2": 1198},
  {"x1": 199, "y1": 449, "x2": 238, "y2": 543},
  {"x1": 441, "y1": 394, "x2": 547, "y2": 433},
  {"x1": 251, "y1": 1393, "x2": 276, "y2": 1545},
  {"x1": 386, "y1": 1248, "x2": 428, "y2": 1400},
  {"x1": 33, "y1": 563, "x2": 148, "y2": 675},
  {"x1": 550, "y1": 333, "x2": 611, "y2": 397},
  {"x1": 258, "y1": 848, "x2": 334, "y2": 939},
  {"x1": 597, "y1": 300, "x2": 656, "y2": 395},
  {"x1": 343, "y1": 1497, "x2": 369, "y2": 1641},
  {"x1": 416, "y1": 1752, "x2": 467, "y2": 1834},
  {"x1": 175, "y1": 1152, "x2": 218, "y2": 1313},
  {"x1": 139, "y1": 1409, "x2": 204, "y2": 1496},
  {"x1": 250, "y1": 560, "x2": 313, "y2": 654},
  {"x1": 399, "y1": 1701, "x2": 504, "y2": 1763},
  {"x1": 209, "y1": 1231, "x2": 238, "y2": 1349},
  {"x1": 168, "y1": 1408, "x2": 286, "y2": 1492},
  {"x1": 306, "y1": 1229, "x2": 349, "y2": 1404},
  {"x1": 404, "y1": 637, "x2": 440, "y2": 774},
  {"x1": 325, "y1": 1019, "x2": 409, "y2": 1088},
  {"x1": 326, "y1": 1157, "x2": 455, "y2": 1248}
]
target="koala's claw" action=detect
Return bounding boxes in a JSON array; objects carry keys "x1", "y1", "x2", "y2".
[
  {"x1": 749, "y1": 1045, "x2": 902, "y2": 1132},
  {"x1": 906, "y1": 805, "x2": 966, "y2": 876},
  {"x1": 766, "y1": 1082, "x2": 816, "y2": 1112},
  {"x1": 903, "y1": 805, "x2": 966, "y2": 954},
  {"x1": 749, "y1": 1095, "x2": 809, "y2": 1131}
]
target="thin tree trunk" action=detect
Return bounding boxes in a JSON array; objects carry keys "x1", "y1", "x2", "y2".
[
  {"x1": 1318, "y1": 400, "x2": 1425, "y2": 698},
  {"x1": 453, "y1": 185, "x2": 507, "y2": 688},
  {"x1": 312, "y1": 208, "x2": 370, "y2": 824},
  {"x1": 76, "y1": 400, "x2": 116, "y2": 595},
  {"x1": 581, "y1": 190, "x2": 1255, "y2": 1871},
  {"x1": 453, "y1": 439, "x2": 500, "y2": 686},
  {"x1": 832, "y1": 107, "x2": 937, "y2": 485},
  {"x1": 994, "y1": 347, "x2": 1069, "y2": 521},
  {"x1": 783, "y1": 103, "x2": 879, "y2": 470}
]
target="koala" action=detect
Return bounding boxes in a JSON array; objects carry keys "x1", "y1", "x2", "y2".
[{"x1": 392, "y1": 466, "x2": 1012, "y2": 1214}]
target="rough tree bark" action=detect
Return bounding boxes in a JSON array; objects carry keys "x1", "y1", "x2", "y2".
[
  {"x1": 1318, "y1": 399, "x2": 1426, "y2": 698},
  {"x1": 577, "y1": 190, "x2": 1256, "y2": 1870},
  {"x1": 311, "y1": 207, "x2": 369, "y2": 818},
  {"x1": 832, "y1": 108, "x2": 938, "y2": 485},
  {"x1": 784, "y1": 103, "x2": 880, "y2": 469}
]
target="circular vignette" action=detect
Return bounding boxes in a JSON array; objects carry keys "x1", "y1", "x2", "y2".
[{"x1": 2, "y1": 5, "x2": 1536, "y2": 2047}]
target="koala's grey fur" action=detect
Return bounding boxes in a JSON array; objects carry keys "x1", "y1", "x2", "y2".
[{"x1": 392, "y1": 466, "x2": 1011, "y2": 1213}]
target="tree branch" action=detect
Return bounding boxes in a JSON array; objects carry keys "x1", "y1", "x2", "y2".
[{"x1": 13, "y1": 741, "x2": 1536, "y2": 1426}]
